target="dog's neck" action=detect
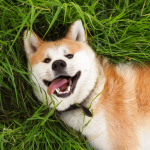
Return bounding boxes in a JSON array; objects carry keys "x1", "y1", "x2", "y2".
[
  {"x1": 81, "y1": 60, "x2": 106, "y2": 111},
  {"x1": 61, "y1": 103, "x2": 93, "y2": 117}
]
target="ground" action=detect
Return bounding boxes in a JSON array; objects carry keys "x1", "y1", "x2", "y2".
[{"x1": 0, "y1": 0, "x2": 150, "y2": 149}]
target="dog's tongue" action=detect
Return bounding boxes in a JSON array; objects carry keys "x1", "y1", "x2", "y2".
[{"x1": 47, "y1": 78, "x2": 69, "y2": 95}]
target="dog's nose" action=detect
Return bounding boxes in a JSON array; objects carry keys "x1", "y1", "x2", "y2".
[{"x1": 52, "y1": 60, "x2": 66, "y2": 72}]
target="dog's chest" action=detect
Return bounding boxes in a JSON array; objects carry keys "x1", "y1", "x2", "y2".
[{"x1": 61, "y1": 110, "x2": 111, "y2": 150}]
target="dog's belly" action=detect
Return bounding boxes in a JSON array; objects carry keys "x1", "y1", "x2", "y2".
[{"x1": 60, "y1": 109, "x2": 111, "y2": 150}]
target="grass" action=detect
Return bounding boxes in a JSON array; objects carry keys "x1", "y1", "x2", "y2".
[{"x1": 1, "y1": 0, "x2": 150, "y2": 149}]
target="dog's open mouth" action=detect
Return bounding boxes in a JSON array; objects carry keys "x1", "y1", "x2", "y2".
[{"x1": 43, "y1": 71, "x2": 81, "y2": 97}]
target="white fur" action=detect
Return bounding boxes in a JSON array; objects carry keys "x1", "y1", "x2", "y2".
[
  {"x1": 116, "y1": 63, "x2": 150, "y2": 150},
  {"x1": 24, "y1": 20, "x2": 150, "y2": 150},
  {"x1": 61, "y1": 110, "x2": 110, "y2": 150},
  {"x1": 68, "y1": 20, "x2": 86, "y2": 43},
  {"x1": 24, "y1": 30, "x2": 41, "y2": 59},
  {"x1": 30, "y1": 44, "x2": 98, "y2": 111},
  {"x1": 140, "y1": 129, "x2": 150, "y2": 150},
  {"x1": 60, "y1": 68, "x2": 109, "y2": 150}
]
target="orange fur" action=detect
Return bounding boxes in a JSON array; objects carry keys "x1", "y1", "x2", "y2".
[
  {"x1": 93, "y1": 60, "x2": 150, "y2": 149},
  {"x1": 30, "y1": 41, "x2": 47, "y2": 66},
  {"x1": 65, "y1": 21, "x2": 75, "y2": 39},
  {"x1": 32, "y1": 31, "x2": 43, "y2": 45},
  {"x1": 135, "y1": 64, "x2": 150, "y2": 125},
  {"x1": 62, "y1": 39, "x2": 82, "y2": 54},
  {"x1": 24, "y1": 20, "x2": 150, "y2": 149},
  {"x1": 30, "y1": 39, "x2": 82, "y2": 66}
]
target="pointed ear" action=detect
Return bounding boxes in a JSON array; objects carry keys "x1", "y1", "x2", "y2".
[
  {"x1": 65, "y1": 20, "x2": 87, "y2": 43},
  {"x1": 23, "y1": 30, "x2": 43, "y2": 59}
]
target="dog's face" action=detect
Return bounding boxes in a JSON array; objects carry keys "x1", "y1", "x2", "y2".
[{"x1": 24, "y1": 20, "x2": 98, "y2": 111}]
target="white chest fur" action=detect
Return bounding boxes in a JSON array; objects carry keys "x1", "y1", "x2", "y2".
[{"x1": 61, "y1": 109, "x2": 111, "y2": 150}]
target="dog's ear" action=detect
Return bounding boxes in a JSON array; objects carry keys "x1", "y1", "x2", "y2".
[
  {"x1": 65, "y1": 20, "x2": 87, "y2": 43},
  {"x1": 23, "y1": 30, "x2": 43, "y2": 59}
]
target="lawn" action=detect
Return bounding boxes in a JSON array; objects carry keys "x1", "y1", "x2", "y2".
[{"x1": 0, "y1": 0, "x2": 150, "y2": 149}]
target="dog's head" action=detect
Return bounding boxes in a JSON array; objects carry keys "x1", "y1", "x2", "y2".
[{"x1": 24, "y1": 20, "x2": 98, "y2": 111}]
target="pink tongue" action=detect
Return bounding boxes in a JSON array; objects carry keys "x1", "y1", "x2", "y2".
[{"x1": 47, "y1": 78, "x2": 69, "y2": 95}]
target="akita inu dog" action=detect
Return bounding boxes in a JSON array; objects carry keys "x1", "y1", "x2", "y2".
[{"x1": 23, "y1": 20, "x2": 150, "y2": 150}]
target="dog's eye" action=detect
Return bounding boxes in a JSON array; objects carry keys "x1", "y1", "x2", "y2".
[
  {"x1": 44, "y1": 58, "x2": 51, "y2": 63},
  {"x1": 65, "y1": 54, "x2": 73, "y2": 59}
]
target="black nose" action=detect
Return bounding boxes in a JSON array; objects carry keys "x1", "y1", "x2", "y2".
[{"x1": 52, "y1": 60, "x2": 66, "y2": 72}]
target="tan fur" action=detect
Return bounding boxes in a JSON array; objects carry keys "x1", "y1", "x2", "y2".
[
  {"x1": 30, "y1": 39, "x2": 82, "y2": 66},
  {"x1": 23, "y1": 31, "x2": 44, "y2": 59},
  {"x1": 32, "y1": 31, "x2": 43, "y2": 45},
  {"x1": 62, "y1": 39, "x2": 82, "y2": 54},
  {"x1": 65, "y1": 21, "x2": 75, "y2": 39},
  {"x1": 92, "y1": 59, "x2": 150, "y2": 149},
  {"x1": 24, "y1": 20, "x2": 150, "y2": 150},
  {"x1": 135, "y1": 64, "x2": 150, "y2": 124},
  {"x1": 30, "y1": 41, "x2": 48, "y2": 65}
]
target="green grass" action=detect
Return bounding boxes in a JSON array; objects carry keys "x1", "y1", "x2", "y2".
[{"x1": 1, "y1": 0, "x2": 150, "y2": 149}]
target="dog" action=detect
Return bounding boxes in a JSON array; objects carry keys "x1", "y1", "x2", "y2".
[{"x1": 23, "y1": 20, "x2": 150, "y2": 150}]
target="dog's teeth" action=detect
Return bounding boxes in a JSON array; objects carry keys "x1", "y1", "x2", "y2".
[
  {"x1": 55, "y1": 85, "x2": 71, "y2": 94},
  {"x1": 69, "y1": 79, "x2": 72, "y2": 86},
  {"x1": 56, "y1": 89, "x2": 59, "y2": 93},
  {"x1": 67, "y1": 85, "x2": 71, "y2": 91}
]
